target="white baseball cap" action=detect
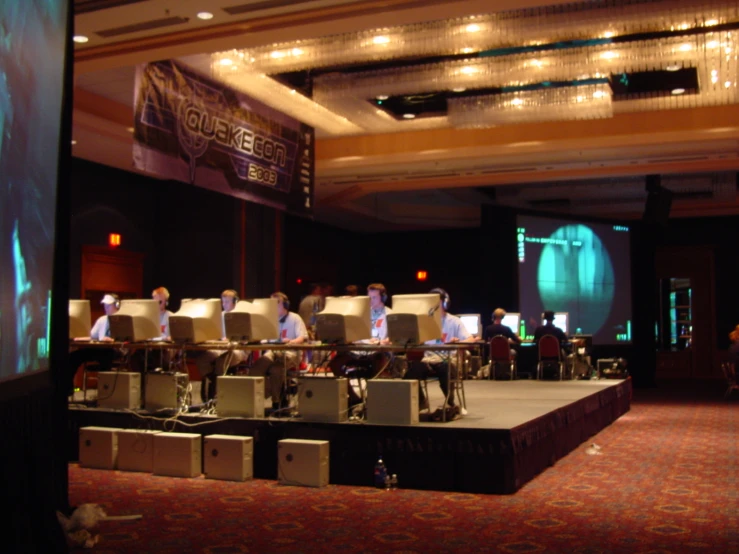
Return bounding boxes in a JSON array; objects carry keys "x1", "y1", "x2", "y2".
[{"x1": 101, "y1": 294, "x2": 118, "y2": 305}]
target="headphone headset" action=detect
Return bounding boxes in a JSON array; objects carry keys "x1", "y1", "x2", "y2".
[
  {"x1": 368, "y1": 284, "x2": 387, "y2": 305},
  {"x1": 223, "y1": 289, "x2": 240, "y2": 305},
  {"x1": 430, "y1": 288, "x2": 450, "y2": 311},
  {"x1": 273, "y1": 292, "x2": 290, "y2": 311},
  {"x1": 153, "y1": 287, "x2": 170, "y2": 307}
]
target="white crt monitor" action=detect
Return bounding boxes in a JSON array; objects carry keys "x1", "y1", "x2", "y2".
[
  {"x1": 69, "y1": 300, "x2": 91, "y2": 339},
  {"x1": 224, "y1": 298, "x2": 279, "y2": 342},
  {"x1": 553, "y1": 312, "x2": 569, "y2": 334},
  {"x1": 386, "y1": 294, "x2": 443, "y2": 345},
  {"x1": 169, "y1": 299, "x2": 223, "y2": 343},
  {"x1": 315, "y1": 296, "x2": 371, "y2": 344},
  {"x1": 501, "y1": 312, "x2": 521, "y2": 334},
  {"x1": 458, "y1": 314, "x2": 481, "y2": 337},
  {"x1": 108, "y1": 299, "x2": 161, "y2": 341}
]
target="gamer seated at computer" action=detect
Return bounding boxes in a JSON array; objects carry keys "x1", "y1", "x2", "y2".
[
  {"x1": 534, "y1": 310, "x2": 583, "y2": 366},
  {"x1": 129, "y1": 286, "x2": 174, "y2": 373},
  {"x1": 403, "y1": 288, "x2": 476, "y2": 421},
  {"x1": 193, "y1": 289, "x2": 248, "y2": 403},
  {"x1": 483, "y1": 308, "x2": 522, "y2": 350},
  {"x1": 249, "y1": 292, "x2": 308, "y2": 414},
  {"x1": 327, "y1": 283, "x2": 393, "y2": 407},
  {"x1": 67, "y1": 293, "x2": 121, "y2": 396}
]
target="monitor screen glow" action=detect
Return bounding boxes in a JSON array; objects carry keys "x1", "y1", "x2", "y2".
[
  {"x1": 553, "y1": 312, "x2": 568, "y2": 335},
  {"x1": 501, "y1": 312, "x2": 520, "y2": 334},
  {"x1": 458, "y1": 314, "x2": 481, "y2": 337}
]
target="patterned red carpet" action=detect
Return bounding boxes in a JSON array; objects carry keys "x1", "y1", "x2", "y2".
[{"x1": 69, "y1": 382, "x2": 738, "y2": 553}]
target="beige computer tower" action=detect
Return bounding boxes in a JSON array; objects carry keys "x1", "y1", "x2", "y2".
[
  {"x1": 116, "y1": 429, "x2": 162, "y2": 473},
  {"x1": 366, "y1": 379, "x2": 419, "y2": 425},
  {"x1": 216, "y1": 376, "x2": 265, "y2": 418},
  {"x1": 278, "y1": 439, "x2": 329, "y2": 487},
  {"x1": 152, "y1": 432, "x2": 202, "y2": 478},
  {"x1": 78, "y1": 426, "x2": 122, "y2": 469},
  {"x1": 97, "y1": 372, "x2": 141, "y2": 410},
  {"x1": 203, "y1": 434, "x2": 254, "y2": 482},
  {"x1": 298, "y1": 377, "x2": 348, "y2": 423},
  {"x1": 145, "y1": 372, "x2": 189, "y2": 411}
]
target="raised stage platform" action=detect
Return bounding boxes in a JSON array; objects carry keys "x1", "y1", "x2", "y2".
[{"x1": 67, "y1": 378, "x2": 631, "y2": 494}]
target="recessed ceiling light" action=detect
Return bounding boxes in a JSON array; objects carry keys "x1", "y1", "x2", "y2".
[
  {"x1": 705, "y1": 19, "x2": 719, "y2": 26},
  {"x1": 666, "y1": 64, "x2": 681, "y2": 71},
  {"x1": 465, "y1": 24, "x2": 481, "y2": 33},
  {"x1": 73, "y1": 35, "x2": 88, "y2": 44},
  {"x1": 725, "y1": 81, "x2": 733, "y2": 88},
  {"x1": 671, "y1": 88, "x2": 686, "y2": 95},
  {"x1": 196, "y1": 11, "x2": 214, "y2": 20},
  {"x1": 460, "y1": 66, "x2": 478, "y2": 75},
  {"x1": 376, "y1": 95, "x2": 389, "y2": 100},
  {"x1": 461, "y1": 47, "x2": 474, "y2": 54},
  {"x1": 451, "y1": 87, "x2": 466, "y2": 93},
  {"x1": 510, "y1": 98, "x2": 524, "y2": 106},
  {"x1": 270, "y1": 51, "x2": 286, "y2": 59},
  {"x1": 219, "y1": 58, "x2": 233, "y2": 66},
  {"x1": 602, "y1": 31, "x2": 615, "y2": 38},
  {"x1": 593, "y1": 90, "x2": 607, "y2": 98},
  {"x1": 600, "y1": 51, "x2": 618, "y2": 60},
  {"x1": 373, "y1": 36, "x2": 390, "y2": 45},
  {"x1": 707, "y1": 40, "x2": 720, "y2": 49},
  {"x1": 679, "y1": 43, "x2": 692, "y2": 52},
  {"x1": 402, "y1": 113, "x2": 416, "y2": 119},
  {"x1": 292, "y1": 48, "x2": 303, "y2": 56}
]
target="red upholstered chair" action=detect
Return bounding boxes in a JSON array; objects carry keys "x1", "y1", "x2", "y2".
[
  {"x1": 721, "y1": 362, "x2": 738, "y2": 399},
  {"x1": 489, "y1": 335, "x2": 516, "y2": 380},
  {"x1": 537, "y1": 334, "x2": 564, "y2": 381}
]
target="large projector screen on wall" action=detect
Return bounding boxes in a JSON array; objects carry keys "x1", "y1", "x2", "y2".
[
  {"x1": 516, "y1": 214, "x2": 632, "y2": 345},
  {"x1": 0, "y1": 0, "x2": 69, "y2": 382}
]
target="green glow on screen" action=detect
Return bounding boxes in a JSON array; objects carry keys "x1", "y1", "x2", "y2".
[{"x1": 537, "y1": 224, "x2": 615, "y2": 335}]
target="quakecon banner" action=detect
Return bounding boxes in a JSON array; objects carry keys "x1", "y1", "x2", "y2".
[{"x1": 133, "y1": 60, "x2": 314, "y2": 216}]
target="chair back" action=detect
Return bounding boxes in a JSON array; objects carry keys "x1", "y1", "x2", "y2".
[
  {"x1": 490, "y1": 335, "x2": 511, "y2": 362},
  {"x1": 722, "y1": 362, "x2": 736, "y2": 385},
  {"x1": 538, "y1": 334, "x2": 561, "y2": 360}
]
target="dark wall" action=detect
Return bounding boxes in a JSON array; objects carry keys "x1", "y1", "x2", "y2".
[
  {"x1": 356, "y1": 227, "x2": 484, "y2": 315},
  {"x1": 656, "y1": 215, "x2": 739, "y2": 349},
  {"x1": 70, "y1": 158, "x2": 279, "y2": 307}
]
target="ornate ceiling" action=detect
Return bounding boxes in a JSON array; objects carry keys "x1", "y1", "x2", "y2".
[{"x1": 72, "y1": 0, "x2": 739, "y2": 230}]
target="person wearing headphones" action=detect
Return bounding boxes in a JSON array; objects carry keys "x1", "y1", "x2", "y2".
[
  {"x1": 152, "y1": 286, "x2": 173, "y2": 340},
  {"x1": 249, "y1": 292, "x2": 308, "y2": 413},
  {"x1": 130, "y1": 286, "x2": 174, "y2": 373},
  {"x1": 328, "y1": 283, "x2": 393, "y2": 407},
  {"x1": 534, "y1": 310, "x2": 568, "y2": 347},
  {"x1": 196, "y1": 289, "x2": 248, "y2": 403},
  {"x1": 67, "y1": 293, "x2": 121, "y2": 396},
  {"x1": 404, "y1": 288, "x2": 475, "y2": 420}
]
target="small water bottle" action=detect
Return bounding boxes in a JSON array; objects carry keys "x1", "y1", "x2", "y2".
[{"x1": 374, "y1": 457, "x2": 387, "y2": 489}]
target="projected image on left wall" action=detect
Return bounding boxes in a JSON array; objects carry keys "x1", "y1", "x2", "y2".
[{"x1": 0, "y1": 0, "x2": 66, "y2": 379}]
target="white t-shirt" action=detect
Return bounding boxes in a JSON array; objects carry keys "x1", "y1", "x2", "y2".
[
  {"x1": 90, "y1": 315, "x2": 109, "y2": 341},
  {"x1": 357, "y1": 305, "x2": 393, "y2": 343},
  {"x1": 423, "y1": 313, "x2": 471, "y2": 364},
  {"x1": 279, "y1": 312, "x2": 308, "y2": 342},
  {"x1": 159, "y1": 310, "x2": 172, "y2": 339}
]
